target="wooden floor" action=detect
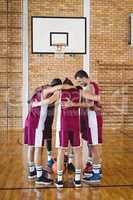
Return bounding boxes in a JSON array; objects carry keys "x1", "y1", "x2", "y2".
[{"x1": 0, "y1": 130, "x2": 133, "y2": 200}]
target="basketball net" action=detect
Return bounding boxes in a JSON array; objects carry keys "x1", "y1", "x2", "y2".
[{"x1": 53, "y1": 43, "x2": 66, "y2": 59}]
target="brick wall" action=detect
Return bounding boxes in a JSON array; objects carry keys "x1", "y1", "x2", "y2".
[
  {"x1": 90, "y1": 0, "x2": 133, "y2": 130},
  {"x1": 28, "y1": 0, "x2": 83, "y2": 95},
  {"x1": 0, "y1": 0, "x2": 23, "y2": 131},
  {"x1": 0, "y1": 0, "x2": 133, "y2": 131}
]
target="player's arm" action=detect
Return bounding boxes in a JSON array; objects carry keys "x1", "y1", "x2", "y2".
[
  {"x1": 90, "y1": 82, "x2": 101, "y2": 102},
  {"x1": 32, "y1": 91, "x2": 59, "y2": 107},
  {"x1": 63, "y1": 100, "x2": 94, "y2": 109},
  {"x1": 84, "y1": 82, "x2": 98, "y2": 101},
  {"x1": 42, "y1": 84, "x2": 75, "y2": 98},
  {"x1": 42, "y1": 85, "x2": 62, "y2": 98},
  {"x1": 77, "y1": 101, "x2": 94, "y2": 108},
  {"x1": 80, "y1": 90, "x2": 100, "y2": 102},
  {"x1": 61, "y1": 85, "x2": 75, "y2": 90}
]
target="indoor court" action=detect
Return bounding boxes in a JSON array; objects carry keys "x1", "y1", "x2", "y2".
[{"x1": 0, "y1": 0, "x2": 133, "y2": 200}]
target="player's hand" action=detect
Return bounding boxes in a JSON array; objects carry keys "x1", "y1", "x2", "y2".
[
  {"x1": 32, "y1": 100, "x2": 40, "y2": 107},
  {"x1": 62, "y1": 99, "x2": 74, "y2": 108}
]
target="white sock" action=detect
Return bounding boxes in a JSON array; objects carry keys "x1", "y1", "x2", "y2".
[
  {"x1": 28, "y1": 162, "x2": 35, "y2": 172},
  {"x1": 93, "y1": 164, "x2": 101, "y2": 174},
  {"x1": 75, "y1": 169, "x2": 81, "y2": 181},
  {"x1": 57, "y1": 170, "x2": 63, "y2": 182},
  {"x1": 47, "y1": 151, "x2": 52, "y2": 161},
  {"x1": 36, "y1": 166, "x2": 43, "y2": 178},
  {"x1": 68, "y1": 157, "x2": 73, "y2": 164}
]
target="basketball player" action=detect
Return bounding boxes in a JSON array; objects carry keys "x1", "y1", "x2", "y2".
[
  {"x1": 74, "y1": 70, "x2": 103, "y2": 183},
  {"x1": 32, "y1": 78, "x2": 100, "y2": 187},
  {"x1": 44, "y1": 79, "x2": 63, "y2": 169},
  {"x1": 24, "y1": 79, "x2": 62, "y2": 185},
  {"x1": 27, "y1": 83, "x2": 55, "y2": 170}
]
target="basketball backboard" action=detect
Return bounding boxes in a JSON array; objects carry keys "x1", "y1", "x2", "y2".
[{"x1": 31, "y1": 16, "x2": 86, "y2": 54}]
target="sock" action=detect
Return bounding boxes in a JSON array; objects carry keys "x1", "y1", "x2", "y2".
[
  {"x1": 57, "y1": 170, "x2": 63, "y2": 182},
  {"x1": 36, "y1": 166, "x2": 43, "y2": 178},
  {"x1": 87, "y1": 156, "x2": 93, "y2": 164},
  {"x1": 47, "y1": 151, "x2": 52, "y2": 162},
  {"x1": 75, "y1": 169, "x2": 81, "y2": 181},
  {"x1": 93, "y1": 164, "x2": 101, "y2": 174},
  {"x1": 68, "y1": 157, "x2": 73, "y2": 164},
  {"x1": 28, "y1": 162, "x2": 35, "y2": 172}
]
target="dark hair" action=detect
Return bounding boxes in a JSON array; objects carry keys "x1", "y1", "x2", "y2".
[
  {"x1": 76, "y1": 85, "x2": 82, "y2": 90},
  {"x1": 63, "y1": 78, "x2": 74, "y2": 86},
  {"x1": 74, "y1": 70, "x2": 88, "y2": 79},
  {"x1": 50, "y1": 78, "x2": 62, "y2": 86}
]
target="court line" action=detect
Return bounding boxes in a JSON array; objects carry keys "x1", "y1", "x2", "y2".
[{"x1": 0, "y1": 184, "x2": 133, "y2": 191}]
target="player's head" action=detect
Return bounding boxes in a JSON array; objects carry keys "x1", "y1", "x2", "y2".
[
  {"x1": 74, "y1": 70, "x2": 90, "y2": 87},
  {"x1": 63, "y1": 78, "x2": 74, "y2": 86},
  {"x1": 50, "y1": 78, "x2": 62, "y2": 86}
]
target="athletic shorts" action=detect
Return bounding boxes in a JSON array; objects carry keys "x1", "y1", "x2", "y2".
[{"x1": 81, "y1": 109, "x2": 103, "y2": 145}]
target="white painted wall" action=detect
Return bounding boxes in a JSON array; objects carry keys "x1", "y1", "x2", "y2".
[
  {"x1": 83, "y1": 0, "x2": 90, "y2": 74},
  {"x1": 82, "y1": 0, "x2": 90, "y2": 166},
  {"x1": 22, "y1": 0, "x2": 29, "y2": 127}
]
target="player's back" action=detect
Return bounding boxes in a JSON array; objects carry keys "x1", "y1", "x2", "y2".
[{"x1": 60, "y1": 88, "x2": 80, "y2": 132}]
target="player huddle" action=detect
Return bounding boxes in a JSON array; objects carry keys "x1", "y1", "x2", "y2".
[{"x1": 24, "y1": 70, "x2": 103, "y2": 188}]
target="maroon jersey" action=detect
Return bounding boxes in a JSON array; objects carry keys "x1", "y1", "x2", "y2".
[
  {"x1": 56, "y1": 88, "x2": 81, "y2": 148},
  {"x1": 25, "y1": 90, "x2": 42, "y2": 128},
  {"x1": 60, "y1": 88, "x2": 80, "y2": 132},
  {"x1": 24, "y1": 89, "x2": 48, "y2": 146},
  {"x1": 81, "y1": 81, "x2": 103, "y2": 144}
]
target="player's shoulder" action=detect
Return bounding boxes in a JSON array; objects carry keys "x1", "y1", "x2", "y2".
[
  {"x1": 90, "y1": 81, "x2": 100, "y2": 89},
  {"x1": 90, "y1": 81, "x2": 99, "y2": 87},
  {"x1": 90, "y1": 81, "x2": 100, "y2": 95}
]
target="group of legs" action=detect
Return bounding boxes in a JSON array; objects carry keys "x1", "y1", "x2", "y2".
[
  {"x1": 24, "y1": 70, "x2": 103, "y2": 188},
  {"x1": 24, "y1": 78, "x2": 76, "y2": 185},
  {"x1": 25, "y1": 103, "x2": 55, "y2": 184},
  {"x1": 56, "y1": 105, "x2": 103, "y2": 188}
]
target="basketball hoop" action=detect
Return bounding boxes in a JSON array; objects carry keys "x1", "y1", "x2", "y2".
[{"x1": 53, "y1": 43, "x2": 66, "y2": 59}]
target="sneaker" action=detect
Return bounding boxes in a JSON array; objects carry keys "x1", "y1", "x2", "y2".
[
  {"x1": 35, "y1": 176, "x2": 53, "y2": 185},
  {"x1": 83, "y1": 169, "x2": 103, "y2": 178},
  {"x1": 68, "y1": 163, "x2": 75, "y2": 173},
  {"x1": 73, "y1": 179, "x2": 81, "y2": 187},
  {"x1": 83, "y1": 162, "x2": 93, "y2": 176},
  {"x1": 82, "y1": 172, "x2": 101, "y2": 183},
  {"x1": 55, "y1": 180, "x2": 64, "y2": 188},
  {"x1": 48, "y1": 159, "x2": 54, "y2": 168},
  {"x1": 28, "y1": 168, "x2": 37, "y2": 179},
  {"x1": 42, "y1": 169, "x2": 49, "y2": 178}
]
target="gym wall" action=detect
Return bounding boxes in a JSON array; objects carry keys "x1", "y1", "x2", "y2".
[{"x1": 0, "y1": 0, "x2": 133, "y2": 131}]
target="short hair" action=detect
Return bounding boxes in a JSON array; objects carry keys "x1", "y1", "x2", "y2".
[
  {"x1": 74, "y1": 70, "x2": 88, "y2": 79},
  {"x1": 63, "y1": 78, "x2": 74, "y2": 86},
  {"x1": 76, "y1": 85, "x2": 82, "y2": 90},
  {"x1": 50, "y1": 78, "x2": 62, "y2": 86}
]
